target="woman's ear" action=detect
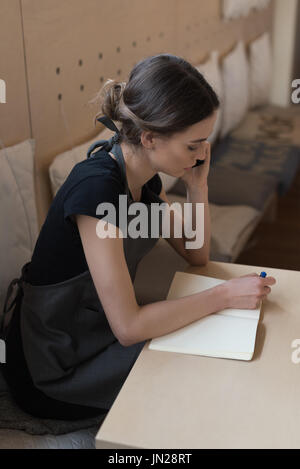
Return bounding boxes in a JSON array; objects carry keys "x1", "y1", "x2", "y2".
[{"x1": 140, "y1": 131, "x2": 156, "y2": 149}]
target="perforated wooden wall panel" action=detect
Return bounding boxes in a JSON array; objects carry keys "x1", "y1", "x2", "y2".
[
  {"x1": 0, "y1": 0, "x2": 274, "y2": 225},
  {"x1": 0, "y1": 0, "x2": 31, "y2": 146}
]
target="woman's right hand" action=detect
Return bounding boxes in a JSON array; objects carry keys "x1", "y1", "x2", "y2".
[{"x1": 222, "y1": 273, "x2": 277, "y2": 310}]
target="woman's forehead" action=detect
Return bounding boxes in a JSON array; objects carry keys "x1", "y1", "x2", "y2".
[{"x1": 179, "y1": 113, "x2": 217, "y2": 141}]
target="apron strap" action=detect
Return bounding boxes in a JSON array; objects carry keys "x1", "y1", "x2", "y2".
[
  {"x1": 87, "y1": 116, "x2": 121, "y2": 159},
  {"x1": 0, "y1": 261, "x2": 30, "y2": 336},
  {"x1": 86, "y1": 139, "x2": 110, "y2": 158},
  {"x1": 87, "y1": 115, "x2": 131, "y2": 199}
]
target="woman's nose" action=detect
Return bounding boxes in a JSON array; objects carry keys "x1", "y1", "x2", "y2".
[{"x1": 198, "y1": 144, "x2": 207, "y2": 159}]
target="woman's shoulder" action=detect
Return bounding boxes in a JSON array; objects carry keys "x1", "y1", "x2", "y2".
[
  {"x1": 59, "y1": 147, "x2": 162, "y2": 200},
  {"x1": 73, "y1": 148, "x2": 121, "y2": 178},
  {"x1": 58, "y1": 151, "x2": 126, "y2": 226},
  {"x1": 62, "y1": 149, "x2": 124, "y2": 194}
]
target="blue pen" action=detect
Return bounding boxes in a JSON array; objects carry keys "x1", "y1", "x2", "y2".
[{"x1": 260, "y1": 272, "x2": 267, "y2": 278}]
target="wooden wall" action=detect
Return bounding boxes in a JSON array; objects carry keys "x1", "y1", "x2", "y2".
[
  {"x1": 0, "y1": 0, "x2": 274, "y2": 226},
  {"x1": 0, "y1": 0, "x2": 31, "y2": 145}
]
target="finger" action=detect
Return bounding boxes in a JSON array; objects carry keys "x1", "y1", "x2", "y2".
[
  {"x1": 204, "y1": 141, "x2": 211, "y2": 152},
  {"x1": 263, "y1": 277, "x2": 277, "y2": 286},
  {"x1": 239, "y1": 273, "x2": 259, "y2": 278},
  {"x1": 203, "y1": 141, "x2": 211, "y2": 159}
]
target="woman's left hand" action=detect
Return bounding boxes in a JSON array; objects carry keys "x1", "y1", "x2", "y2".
[{"x1": 180, "y1": 141, "x2": 211, "y2": 189}]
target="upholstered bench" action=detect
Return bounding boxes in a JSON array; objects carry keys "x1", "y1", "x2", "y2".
[{"x1": 211, "y1": 135, "x2": 300, "y2": 196}]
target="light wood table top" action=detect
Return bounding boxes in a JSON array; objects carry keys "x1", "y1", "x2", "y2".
[{"x1": 96, "y1": 261, "x2": 300, "y2": 449}]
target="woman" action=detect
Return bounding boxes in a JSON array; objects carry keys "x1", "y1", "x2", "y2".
[{"x1": 1, "y1": 54, "x2": 276, "y2": 420}]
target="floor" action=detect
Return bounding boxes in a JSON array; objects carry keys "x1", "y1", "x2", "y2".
[{"x1": 236, "y1": 167, "x2": 300, "y2": 272}]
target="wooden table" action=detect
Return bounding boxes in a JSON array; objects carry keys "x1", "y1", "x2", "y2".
[{"x1": 95, "y1": 262, "x2": 300, "y2": 449}]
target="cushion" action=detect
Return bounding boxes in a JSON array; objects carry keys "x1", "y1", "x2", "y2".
[
  {"x1": 49, "y1": 127, "x2": 178, "y2": 196},
  {"x1": 249, "y1": 32, "x2": 273, "y2": 109},
  {"x1": 196, "y1": 51, "x2": 223, "y2": 144},
  {"x1": 166, "y1": 193, "x2": 260, "y2": 262},
  {"x1": 171, "y1": 165, "x2": 278, "y2": 211},
  {"x1": 211, "y1": 136, "x2": 300, "y2": 195},
  {"x1": 251, "y1": 0, "x2": 272, "y2": 11},
  {"x1": 210, "y1": 203, "x2": 260, "y2": 261},
  {"x1": 223, "y1": 0, "x2": 251, "y2": 20},
  {"x1": 223, "y1": 0, "x2": 271, "y2": 20},
  {"x1": 0, "y1": 139, "x2": 38, "y2": 393},
  {"x1": 231, "y1": 105, "x2": 300, "y2": 148},
  {"x1": 220, "y1": 41, "x2": 250, "y2": 138},
  {"x1": 0, "y1": 139, "x2": 38, "y2": 314},
  {"x1": 49, "y1": 127, "x2": 115, "y2": 196}
]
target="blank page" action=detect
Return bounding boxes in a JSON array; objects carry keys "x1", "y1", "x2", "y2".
[{"x1": 149, "y1": 271, "x2": 262, "y2": 361}]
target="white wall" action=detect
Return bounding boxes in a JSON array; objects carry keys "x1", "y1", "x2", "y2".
[{"x1": 270, "y1": 0, "x2": 299, "y2": 106}]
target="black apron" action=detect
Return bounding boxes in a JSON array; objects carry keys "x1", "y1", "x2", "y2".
[{"x1": 1, "y1": 117, "x2": 164, "y2": 409}]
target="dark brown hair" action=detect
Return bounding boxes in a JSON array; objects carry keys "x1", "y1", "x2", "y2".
[{"x1": 90, "y1": 53, "x2": 220, "y2": 148}]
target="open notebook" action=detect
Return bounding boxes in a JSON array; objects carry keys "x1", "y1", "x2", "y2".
[{"x1": 149, "y1": 271, "x2": 262, "y2": 361}]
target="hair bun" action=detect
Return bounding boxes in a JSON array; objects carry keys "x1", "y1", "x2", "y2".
[{"x1": 89, "y1": 79, "x2": 126, "y2": 124}]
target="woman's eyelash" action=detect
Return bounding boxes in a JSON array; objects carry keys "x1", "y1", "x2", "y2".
[{"x1": 188, "y1": 146, "x2": 198, "y2": 151}]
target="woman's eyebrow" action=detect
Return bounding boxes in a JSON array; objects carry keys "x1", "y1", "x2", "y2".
[{"x1": 189, "y1": 137, "x2": 207, "y2": 143}]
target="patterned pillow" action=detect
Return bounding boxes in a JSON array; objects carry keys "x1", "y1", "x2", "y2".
[
  {"x1": 231, "y1": 105, "x2": 300, "y2": 148},
  {"x1": 171, "y1": 164, "x2": 278, "y2": 211},
  {"x1": 211, "y1": 136, "x2": 300, "y2": 195}
]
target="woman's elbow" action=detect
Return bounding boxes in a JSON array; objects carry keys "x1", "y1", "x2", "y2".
[
  {"x1": 201, "y1": 257, "x2": 209, "y2": 267},
  {"x1": 117, "y1": 316, "x2": 140, "y2": 348},
  {"x1": 117, "y1": 329, "x2": 132, "y2": 347},
  {"x1": 118, "y1": 331, "x2": 138, "y2": 348},
  {"x1": 188, "y1": 256, "x2": 209, "y2": 267}
]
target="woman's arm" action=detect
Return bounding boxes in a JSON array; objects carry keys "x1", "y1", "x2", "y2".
[
  {"x1": 159, "y1": 183, "x2": 210, "y2": 266},
  {"x1": 77, "y1": 215, "x2": 275, "y2": 347},
  {"x1": 76, "y1": 214, "x2": 227, "y2": 347},
  {"x1": 158, "y1": 140, "x2": 212, "y2": 266}
]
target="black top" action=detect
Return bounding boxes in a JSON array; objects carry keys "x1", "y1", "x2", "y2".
[{"x1": 28, "y1": 148, "x2": 162, "y2": 286}]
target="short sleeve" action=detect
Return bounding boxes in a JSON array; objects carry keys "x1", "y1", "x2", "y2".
[{"x1": 63, "y1": 175, "x2": 124, "y2": 227}]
